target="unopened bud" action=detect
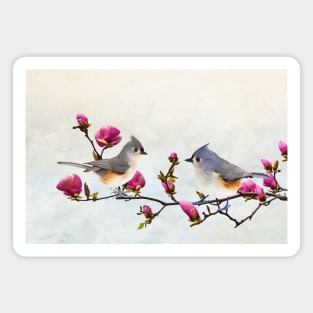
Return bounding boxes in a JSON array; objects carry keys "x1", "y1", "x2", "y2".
[
  {"x1": 93, "y1": 150, "x2": 101, "y2": 160},
  {"x1": 272, "y1": 160, "x2": 279, "y2": 171}
]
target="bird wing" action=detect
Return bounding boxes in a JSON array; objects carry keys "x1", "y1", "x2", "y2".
[
  {"x1": 85, "y1": 157, "x2": 128, "y2": 174},
  {"x1": 216, "y1": 159, "x2": 252, "y2": 182}
]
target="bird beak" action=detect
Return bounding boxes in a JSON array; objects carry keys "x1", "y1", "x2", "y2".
[
  {"x1": 141, "y1": 151, "x2": 148, "y2": 155},
  {"x1": 185, "y1": 157, "x2": 192, "y2": 163}
]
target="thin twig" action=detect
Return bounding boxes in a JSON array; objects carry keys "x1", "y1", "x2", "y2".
[
  {"x1": 84, "y1": 130, "x2": 101, "y2": 159},
  {"x1": 116, "y1": 194, "x2": 172, "y2": 206},
  {"x1": 73, "y1": 194, "x2": 116, "y2": 202}
]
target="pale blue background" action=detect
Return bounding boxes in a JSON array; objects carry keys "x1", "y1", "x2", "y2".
[
  {"x1": 2, "y1": 1, "x2": 311, "y2": 313},
  {"x1": 26, "y1": 69, "x2": 287, "y2": 244}
]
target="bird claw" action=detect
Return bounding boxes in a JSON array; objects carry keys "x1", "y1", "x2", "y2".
[
  {"x1": 219, "y1": 200, "x2": 231, "y2": 211},
  {"x1": 112, "y1": 186, "x2": 127, "y2": 196},
  {"x1": 194, "y1": 194, "x2": 210, "y2": 206}
]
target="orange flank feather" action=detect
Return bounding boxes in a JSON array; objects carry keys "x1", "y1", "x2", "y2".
[
  {"x1": 99, "y1": 170, "x2": 132, "y2": 188},
  {"x1": 213, "y1": 172, "x2": 241, "y2": 191}
]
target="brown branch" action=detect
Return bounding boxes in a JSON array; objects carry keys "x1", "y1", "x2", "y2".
[
  {"x1": 273, "y1": 170, "x2": 287, "y2": 191},
  {"x1": 192, "y1": 195, "x2": 281, "y2": 228},
  {"x1": 100, "y1": 146, "x2": 109, "y2": 159},
  {"x1": 115, "y1": 194, "x2": 174, "y2": 206},
  {"x1": 84, "y1": 130, "x2": 102, "y2": 160},
  {"x1": 115, "y1": 189, "x2": 286, "y2": 229},
  {"x1": 72, "y1": 194, "x2": 117, "y2": 202},
  {"x1": 163, "y1": 159, "x2": 179, "y2": 203},
  {"x1": 233, "y1": 196, "x2": 279, "y2": 228},
  {"x1": 73, "y1": 126, "x2": 102, "y2": 160}
]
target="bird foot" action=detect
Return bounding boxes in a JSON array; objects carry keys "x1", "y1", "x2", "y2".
[
  {"x1": 194, "y1": 194, "x2": 210, "y2": 206},
  {"x1": 219, "y1": 200, "x2": 231, "y2": 211},
  {"x1": 112, "y1": 186, "x2": 128, "y2": 196}
]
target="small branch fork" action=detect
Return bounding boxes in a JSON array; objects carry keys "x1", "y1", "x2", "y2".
[
  {"x1": 197, "y1": 194, "x2": 284, "y2": 228},
  {"x1": 73, "y1": 126, "x2": 108, "y2": 160}
]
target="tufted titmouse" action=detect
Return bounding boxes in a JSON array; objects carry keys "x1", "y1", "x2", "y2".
[
  {"x1": 58, "y1": 135, "x2": 147, "y2": 188},
  {"x1": 185, "y1": 143, "x2": 268, "y2": 199}
]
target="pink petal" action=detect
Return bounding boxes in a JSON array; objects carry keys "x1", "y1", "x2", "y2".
[
  {"x1": 278, "y1": 141, "x2": 288, "y2": 155},
  {"x1": 179, "y1": 200, "x2": 200, "y2": 221}
]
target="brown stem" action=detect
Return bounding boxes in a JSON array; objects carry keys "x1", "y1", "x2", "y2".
[
  {"x1": 84, "y1": 130, "x2": 102, "y2": 160},
  {"x1": 100, "y1": 146, "x2": 110, "y2": 159},
  {"x1": 164, "y1": 160, "x2": 179, "y2": 202},
  {"x1": 73, "y1": 194, "x2": 116, "y2": 202},
  {"x1": 191, "y1": 194, "x2": 282, "y2": 228},
  {"x1": 116, "y1": 194, "x2": 173, "y2": 206},
  {"x1": 73, "y1": 182, "x2": 287, "y2": 229},
  {"x1": 273, "y1": 170, "x2": 287, "y2": 192}
]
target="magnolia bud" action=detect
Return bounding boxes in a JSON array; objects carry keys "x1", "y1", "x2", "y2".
[{"x1": 272, "y1": 159, "x2": 279, "y2": 171}]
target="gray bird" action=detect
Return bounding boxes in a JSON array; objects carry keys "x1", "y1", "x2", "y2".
[
  {"x1": 185, "y1": 143, "x2": 268, "y2": 198},
  {"x1": 58, "y1": 135, "x2": 147, "y2": 188}
]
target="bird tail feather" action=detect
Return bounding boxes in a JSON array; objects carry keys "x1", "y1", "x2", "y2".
[
  {"x1": 251, "y1": 172, "x2": 270, "y2": 178},
  {"x1": 57, "y1": 161, "x2": 91, "y2": 171}
]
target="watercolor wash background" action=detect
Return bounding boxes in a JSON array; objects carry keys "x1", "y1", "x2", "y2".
[{"x1": 26, "y1": 69, "x2": 287, "y2": 244}]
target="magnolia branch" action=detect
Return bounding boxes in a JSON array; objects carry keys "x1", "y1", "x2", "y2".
[
  {"x1": 72, "y1": 189, "x2": 287, "y2": 228},
  {"x1": 195, "y1": 194, "x2": 283, "y2": 228},
  {"x1": 73, "y1": 126, "x2": 102, "y2": 160},
  {"x1": 57, "y1": 115, "x2": 288, "y2": 230},
  {"x1": 116, "y1": 192, "x2": 288, "y2": 228}
]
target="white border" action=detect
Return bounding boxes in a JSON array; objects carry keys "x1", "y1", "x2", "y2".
[{"x1": 13, "y1": 57, "x2": 300, "y2": 257}]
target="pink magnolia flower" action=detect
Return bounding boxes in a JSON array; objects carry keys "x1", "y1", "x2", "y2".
[
  {"x1": 142, "y1": 205, "x2": 153, "y2": 219},
  {"x1": 179, "y1": 200, "x2": 200, "y2": 222},
  {"x1": 161, "y1": 181, "x2": 175, "y2": 193},
  {"x1": 124, "y1": 171, "x2": 146, "y2": 191},
  {"x1": 263, "y1": 173, "x2": 277, "y2": 190},
  {"x1": 255, "y1": 185, "x2": 266, "y2": 202},
  {"x1": 95, "y1": 125, "x2": 122, "y2": 147},
  {"x1": 56, "y1": 174, "x2": 82, "y2": 197},
  {"x1": 76, "y1": 113, "x2": 89, "y2": 128},
  {"x1": 237, "y1": 179, "x2": 256, "y2": 193},
  {"x1": 260, "y1": 158, "x2": 272, "y2": 171},
  {"x1": 278, "y1": 141, "x2": 288, "y2": 155},
  {"x1": 237, "y1": 180, "x2": 266, "y2": 201}
]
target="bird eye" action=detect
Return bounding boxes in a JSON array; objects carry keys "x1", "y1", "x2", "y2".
[
  {"x1": 134, "y1": 147, "x2": 138, "y2": 152},
  {"x1": 196, "y1": 157, "x2": 200, "y2": 162}
]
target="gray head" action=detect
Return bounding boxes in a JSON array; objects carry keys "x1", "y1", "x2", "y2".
[
  {"x1": 185, "y1": 143, "x2": 221, "y2": 171},
  {"x1": 119, "y1": 135, "x2": 147, "y2": 158}
]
